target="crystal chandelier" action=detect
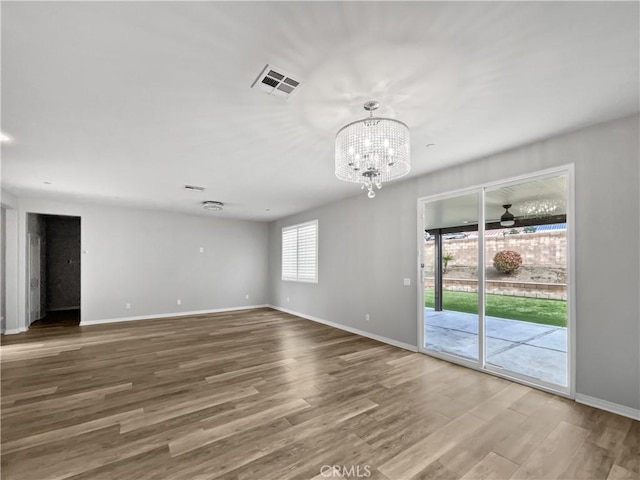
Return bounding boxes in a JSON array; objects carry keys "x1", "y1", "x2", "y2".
[
  {"x1": 519, "y1": 199, "x2": 563, "y2": 217},
  {"x1": 335, "y1": 101, "x2": 410, "y2": 198}
]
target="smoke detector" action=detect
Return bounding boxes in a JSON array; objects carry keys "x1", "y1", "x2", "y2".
[
  {"x1": 202, "y1": 201, "x2": 224, "y2": 211},
  {"x1": 251, "y1": 64, "x2": 300, "y2": 98}
]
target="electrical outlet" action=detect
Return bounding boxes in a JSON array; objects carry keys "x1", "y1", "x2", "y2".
[
  {"x1": 403, "y1": 278, "x2": 411, "y2": 286},
  {"x1": 199, "y1": 247, "x2": 204, "y2": 253},
  {"x1": 177, "y1": 299, "x2": 181, "y2": 305},
  {"x1": 125, "y1": 303, "x2": 131, "y2": 309},
  {"x1": 245, "y1": 294, "x2": 249, "y2": 300},
  {"x1": 286, "y1": 297, "x2": 290, "y2": 303},
  {"x1": 365, "y1": 313, "x2": 370, "y2": 321}
]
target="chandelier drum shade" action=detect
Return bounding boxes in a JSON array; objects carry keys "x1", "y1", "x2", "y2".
[{"x1": 335, "y1": 101, "x2": 410, "y2": 198}]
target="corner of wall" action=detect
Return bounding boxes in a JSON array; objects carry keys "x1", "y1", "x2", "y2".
[{"x1": 1, "y1": 188, "x2": 20, "y2": 209}]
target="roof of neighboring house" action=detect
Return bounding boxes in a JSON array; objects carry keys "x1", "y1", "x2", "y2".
[
  {"x1": 535, "y1": 223, "x2": 567, "y2": 231},
  {"x1": 425, "y1": 223, "x2": 567, "y2": 241}
]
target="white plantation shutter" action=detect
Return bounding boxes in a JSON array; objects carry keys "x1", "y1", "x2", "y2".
[
  {"x1": 282, "y1": 220, "x2": 318, "y2": 283},
  {"x1": 296, "y1": 222, "x2": 317, "y2": 282},
  {"x1": 282, "y1": 227, "x2": 298, "y2": 281}
]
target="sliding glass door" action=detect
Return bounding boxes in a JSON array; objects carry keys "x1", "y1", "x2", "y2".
[
  {"x1": 483, "y1": 176, "x2": 568, "y2": 388},
  {"x1": 419, "y1": 168, "x2": 572, "y2": 394},
  {"x1": 423, "y1": 192, "x2": 479, "y2": 362}
]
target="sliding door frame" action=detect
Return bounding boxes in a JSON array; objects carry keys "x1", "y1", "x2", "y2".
[
  {"x1": 417, "y1": 164, "x2": 576, "y2": 399},
  {"x1": 417, "y1": 186, "x2": 483, "y2": 369}
]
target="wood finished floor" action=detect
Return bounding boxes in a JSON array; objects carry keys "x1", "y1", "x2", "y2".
[
  {"x1": 29, "y1": 310, "x2": 81, "y2": 329},
  {"x1": 1, "y1": 308, "x2": 637, "y2": 480}
]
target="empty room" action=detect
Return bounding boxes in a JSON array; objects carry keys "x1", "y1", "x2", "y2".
[{"x1": 1, "y1": 2, "x2": 638, "y2": 480}]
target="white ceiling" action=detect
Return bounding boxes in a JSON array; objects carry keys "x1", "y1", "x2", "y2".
[{"x1": 1, "y1": 2, "x2": 638, "y2": 221}]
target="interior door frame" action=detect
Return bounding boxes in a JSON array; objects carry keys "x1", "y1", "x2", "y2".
[
  {"x1": 27, "y1": 233, "x2": 41, "y2": 323},
  {"x1": 417, "y1": 164, "x2": 576, "y2": 399}
]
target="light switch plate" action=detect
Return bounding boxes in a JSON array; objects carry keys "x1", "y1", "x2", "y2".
[{"x1": 403, "y1": 278, "x2": 411, "y2": 286}]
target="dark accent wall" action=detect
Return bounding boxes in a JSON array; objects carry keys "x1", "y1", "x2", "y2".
[{"x1": 45, "y1": 215, "x2": 81, "y2": 310}]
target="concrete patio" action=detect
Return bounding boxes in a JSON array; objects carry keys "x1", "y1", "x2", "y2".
[{"x1": 425, "y1": 308, "x2": 567, "y2": 386}]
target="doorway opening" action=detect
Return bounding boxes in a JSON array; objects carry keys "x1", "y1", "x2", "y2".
[
  {"x1": 418, "y1": 167, "x2": 573, "y2": 396},
  {"x1": 27, "y1": 214, "x2": 81, "y2": 329}
]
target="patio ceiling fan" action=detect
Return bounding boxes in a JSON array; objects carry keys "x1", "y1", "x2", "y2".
[{"x1": 500, "y1": 204, "x2": 516, "y2": 227}]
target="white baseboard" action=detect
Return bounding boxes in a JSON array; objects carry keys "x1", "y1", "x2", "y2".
[
  {"x1": 269, "y1": 305, "x2": 418, "y2": 353},
  {"x1": 48, "y1": 306, "x2": 80, "y2": 312},
  {"x1": 3, "y1": 327, "x2": 28, "y2": 335},
  {"x1": 81, "y1": 305, "x2": 269, "y2": 326},
  {"x1": 575, "y1": 393, "x2": 640, "y2": 421}
]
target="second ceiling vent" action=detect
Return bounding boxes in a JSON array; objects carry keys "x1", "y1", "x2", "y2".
[{"x1": 251, "y1": 64, "x2": 300, "y2": 98}]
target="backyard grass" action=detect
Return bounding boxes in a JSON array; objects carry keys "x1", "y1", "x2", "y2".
[{"x1": 424, "y1": 288, "x2": 567, "y2": 327}]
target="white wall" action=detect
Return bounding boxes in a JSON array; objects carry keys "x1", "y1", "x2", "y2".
[
  {"x1": 268, "y1": 183, "x2": 419, "y2": 348},
  {"x1": 268, "y1": 114, "x2": 640, "y2": 412},
  {"x1": 14, "y1": 198, "x2": 269, "y2": 325},
  {"x1": 1, "y1": 189, "x2": 20, "y2": 333}
]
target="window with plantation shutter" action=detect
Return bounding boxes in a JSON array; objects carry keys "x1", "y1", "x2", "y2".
[{"x1": 282, "y1": 220, "x2": 318, "y2": 283}]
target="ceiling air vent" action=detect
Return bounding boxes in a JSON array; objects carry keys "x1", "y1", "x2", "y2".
[
  {"x1": 203, "y1": 201, "x2": 224, "y2": 212},
  {"x1": 251, "y1": 64, "x2": 300, "y2": 98},
  {"x1": 184, "y1": 184, "x2": 206, "y2": 192}
]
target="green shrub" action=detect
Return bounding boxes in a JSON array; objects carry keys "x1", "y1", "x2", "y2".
[{"x1": 493, "y1": 250, "x2": 522, "y2": 274}]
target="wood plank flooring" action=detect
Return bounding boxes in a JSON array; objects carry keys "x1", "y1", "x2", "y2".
[{"x1": 1, "y1": 308, "x2": 637, "y2": 480}]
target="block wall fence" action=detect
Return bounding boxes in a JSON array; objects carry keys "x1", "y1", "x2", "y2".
[
  {"x1": 424, "y1": 231, "x2": 567, "y2": 269},
  {"x1": 423, "y1": 230, "x2": 567, "y2": 300}
]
